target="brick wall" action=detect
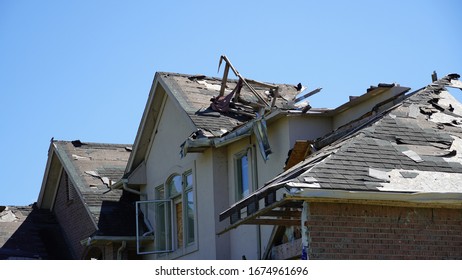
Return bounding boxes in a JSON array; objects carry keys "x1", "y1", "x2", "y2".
[
  {"x1": 307, "y1": 202, "x2": 462, "y2": 259},
  {"x1": 53, "y1": 171, "x2": 96, "y2": 259}
]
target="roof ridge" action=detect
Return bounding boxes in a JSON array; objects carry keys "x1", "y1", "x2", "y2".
[{"x1": 53, "y1": 139, "x2": 132, "y2": 148}]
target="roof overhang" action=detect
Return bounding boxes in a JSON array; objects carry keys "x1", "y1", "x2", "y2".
[
  {"x1": 37, "y1": 143, "x2": 61, "y2": 209},
  {"x1": 218, "y1": 187, "x2": 462, "y2": 235}
]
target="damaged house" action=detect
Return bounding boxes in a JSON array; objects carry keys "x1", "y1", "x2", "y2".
[
  {"x1": 220, "y1": 73, "x2": 462, "y2": 259},
  {"x1": 28, "y1": 56, "x2": 462, "y2": 260},
  {"x1": 37, "y1": 140, "x2": 139, "y2": 259},
  {"x1": 117, "y1": 56, "x2": 438, "y2": 259}
]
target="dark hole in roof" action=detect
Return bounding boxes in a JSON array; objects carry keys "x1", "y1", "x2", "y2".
[{"x1": 71, "y1": 140, "x2": 85, "y2": 147}]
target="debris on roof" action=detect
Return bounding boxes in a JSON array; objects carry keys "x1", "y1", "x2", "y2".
[
  {"x1": 169, "y1": 55, "x2": 323, "y2": 159},
  {"x1": 219, "y1": 73, "x2": 462, "y2": 231},
  {"x1": 0, "y1": 207, "x2": 18, "y2": 222},
  {"x1": 284, "y1": 141, "x2": 314, "y2": 171}
]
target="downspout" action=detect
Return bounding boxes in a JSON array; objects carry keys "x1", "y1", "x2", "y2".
[
  {"x1": 122, "y1": 179, "x2": 142, "y2": 196},
  {"x1": 117, "y1": 241, "x2": 127, "y2": 260},
  {"x1": 121, "y1": 179, "x2": 154, "y2": 237},
  {"x1": 252, "y1": 144, "x2": 262, "y2": 260}
]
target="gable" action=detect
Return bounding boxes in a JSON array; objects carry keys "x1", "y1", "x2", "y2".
[{"x1": 37, "y1": 140, "x2": 136, "y2": 237}]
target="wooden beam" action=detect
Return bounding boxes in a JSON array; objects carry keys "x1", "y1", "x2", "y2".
[
  {"x1": 263, "y1": 210, "x2": 301, "y2": 218},
  {"x1": 219, "y1": 55, "x2": 269, "y2": 106},
  {"x1": 219, "y1": 63, "x2": 230, "y2": 97},
  {"x1": 246, "y1": 219, "x2": 301, "y2": 226}
]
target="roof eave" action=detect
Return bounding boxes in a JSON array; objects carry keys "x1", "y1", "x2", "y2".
[
  {"x1": 218, "y1": 187, "x2": 462, "y2": 235},
  {"x1": 289, "y1": 187, "x2": 462, "y2": 206},
  {"x1": 180, "y1": 117, "x2": 255, "y2": 157}
]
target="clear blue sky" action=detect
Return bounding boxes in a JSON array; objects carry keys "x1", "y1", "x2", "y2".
[{"x1": 1, "y1": 0, "x2": 461, "y2": 206}]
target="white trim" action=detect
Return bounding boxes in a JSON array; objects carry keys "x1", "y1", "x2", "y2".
[{"x1": 286, "y1": 187, "x2": 462, "y2": 206}]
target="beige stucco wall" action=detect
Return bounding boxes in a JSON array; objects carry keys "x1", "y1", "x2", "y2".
[
  {"x1": 332, "y1": 88, "x2": 402, "y2": 129},
  {"x1": 143, "y1": 96, "x2": 233, "y2": 260},
  {"x1": 288, "y1": 115, "x2": 333, "y2": 144}
]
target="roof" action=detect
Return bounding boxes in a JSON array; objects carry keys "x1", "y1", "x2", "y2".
[
  {"x1": 219, "y1": 73, "x2": 462, "y2": 232},
  {"x1": 126, "y1": 58, "x2": 409, "y2": 174},
  {"x1": 0, "y1": 204, "x2": 71, "y2": 259},
  {"x1": 43, "y1": 140, "x2": 137, "y2": 237},
  {"x1": 158, "y1": 72, "x2": 301, "y2": 138},
  {"x1": 126, "y1": 69, "x2": 303, "y2": 173}
]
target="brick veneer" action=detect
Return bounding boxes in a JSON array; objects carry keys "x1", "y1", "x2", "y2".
[
  {"x1": 53, "y1": 172, "x2": 96, "y2": 259},
  {"x1": 307, "y1": 202, "x2": 462, "y2": 259}
]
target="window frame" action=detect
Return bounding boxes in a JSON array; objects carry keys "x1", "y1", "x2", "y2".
[
  {"x1": 234, "y1": 147, "x2": 256, "y2": 202},
  {"x1": 137, "y1": 169, "x2": 197, "y2": 256}
]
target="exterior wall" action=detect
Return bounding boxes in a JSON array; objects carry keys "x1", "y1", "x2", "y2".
[
  {"x1": 307, "y1": 202, "x2": 462, "y2": 259},
  {"x1": 144, "y1": 96, "x2": 224, "y2": 259},
  {"x1": 288, "y1": 115, "x2": 332, "y2": 145},
  {"x1": 211, "y1": 147, "x2": 231, "y2": 259},
  {"x1": 53, "y1": 170, "x2": 96, "y2": 259},
  {"x1": 226, "y1": 117, "x2": 294, "y2": 259},
  {"x1": 332, "y1": 88, "x2": 401, "y2": 129}
]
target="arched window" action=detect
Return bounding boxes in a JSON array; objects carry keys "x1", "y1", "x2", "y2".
[{"x1": 144, "y1": 171, "x2": 195, "y2": 253}]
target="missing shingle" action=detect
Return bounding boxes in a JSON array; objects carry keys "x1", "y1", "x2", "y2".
[
  {"x1": 72, "y1": 154, "x2": 91, "y2": 160},
  {"x1": 368, "y1": 168, "x2": 390, "y2": 182},
  {"x1": 402, "y1": 150, "x2": 424, "y2": 162},
  {"x1": 399, "y1": 171, "x2": 419, "y2": 178}
]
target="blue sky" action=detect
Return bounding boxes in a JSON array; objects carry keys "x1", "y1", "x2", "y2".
[{"x1": 1, "y1": 0, "x2": 461, "y2": 206}]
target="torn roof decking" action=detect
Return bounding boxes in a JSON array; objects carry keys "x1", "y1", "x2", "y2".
[
  {"x1": 219, "y1": 74, "x2": 462, "y2": 230},
  {"x1": 159, "y1": 72, "x2": 301, "y2": 137},
  {"x1": 49, "y1": 140, "x2": 137, "y2": 236},
  {"x1": 127, "y1": 68, "x2": 409, "y2": 174}
]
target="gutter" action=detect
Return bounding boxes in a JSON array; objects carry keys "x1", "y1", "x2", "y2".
[
  {"x1": 180, "y1": 117, "x2": 256, "y2": 157},
  {"x1": 80, "y1": 236, "x2": 137, "y2": 247},
  {"x1": 286, "y1": 187, "x2": 462, "y2": 206},
  {"x1": 111, "y1": 179, "x2": 154, "y2": 236},
  {"x1": 111, "y1": 179, "x2": 142, "y2": 196}
]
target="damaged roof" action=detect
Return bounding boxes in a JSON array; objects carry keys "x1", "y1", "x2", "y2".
[
  {"x1": 219, "y1": 74, "x2": 462, "y2": 231},
  {"x1": 49, "y1": 140, "x2": 137, "y2": 236},
  {"x1": 0, "y1": 205, "x2": 71, "y2": 259},
  {"x1": 159, "y1": 71, "x2": 301, "y2": 138}
]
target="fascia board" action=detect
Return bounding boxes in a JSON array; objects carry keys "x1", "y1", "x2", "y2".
[
  {"x1": 36, "y1": 142, "x2": 57, "y2": 209},
  {"x1": 125, "y1": 74, "x2": 161, "y2": 174},
  {"x1": 287, "y1": 188, "x2": 462, "y2": 207}
]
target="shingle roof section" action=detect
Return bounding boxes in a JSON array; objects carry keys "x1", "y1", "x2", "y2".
[
  {"x1": 53, "y1": 140, "x2": 137, "y2": 236},
  {"x1": 273, "y1": 74, "x2": 462, "y2": 193},
  {"x1": 0, "y1": 205, "x2": 71, "y2": 259}
]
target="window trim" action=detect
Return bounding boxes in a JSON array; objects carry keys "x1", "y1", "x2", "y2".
[
  {"x1": 137, "y1": 168, "x2": 197, "y2": 257},
  {"x1": 234, "y1": 147, "x2": 256, "y2": 202}
]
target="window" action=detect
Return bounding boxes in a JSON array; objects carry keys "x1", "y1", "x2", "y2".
[
  {"x1": 137, "y1": 170, "x2": 195, "y2": 255},
  {"x1": 165, "y1": 171, "x2": 195, "y2": 249},
  {"x1": 235, "y1": 148, "x2": 254, "y2": 201}
]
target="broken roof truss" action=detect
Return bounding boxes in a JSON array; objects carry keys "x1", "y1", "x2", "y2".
[{"x1": 181, "y1": 55, "x2": 321, "y2": 160}]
